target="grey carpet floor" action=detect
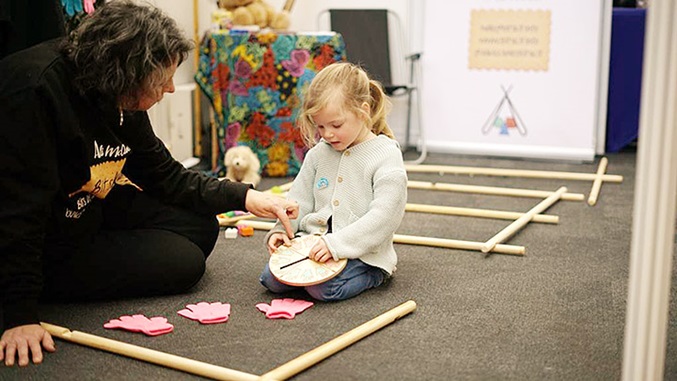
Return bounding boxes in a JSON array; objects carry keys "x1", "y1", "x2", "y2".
[{"x1": 2, "y1": 148, "x2": 676, "y2": 380}]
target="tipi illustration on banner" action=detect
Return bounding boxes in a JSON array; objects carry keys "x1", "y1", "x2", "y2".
[{"x1": 481, "y1": 85, "x2": 527, "y2": 136}]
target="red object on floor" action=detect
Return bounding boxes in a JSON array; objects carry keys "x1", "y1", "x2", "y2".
[{"x1": 238, "y1": 225, "x2": 255, "y2": 237}]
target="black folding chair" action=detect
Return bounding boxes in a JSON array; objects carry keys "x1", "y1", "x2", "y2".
[{"x1": 318, "y1": 9, "x2": 426, "y2": 164}]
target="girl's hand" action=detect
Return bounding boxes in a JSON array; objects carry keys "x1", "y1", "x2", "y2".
[
  {"x1": 0, "y1": 324, "x2": 56, "y2": 367},
  {"x1": 267, "y1": 232, "x2": 292, "y2": 254},
  {"x1": 308, "y1": 239, "x2": 333, "y2": 263}
]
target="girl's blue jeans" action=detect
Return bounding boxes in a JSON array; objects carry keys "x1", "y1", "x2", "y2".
[{"x1": 259, "y1": 258, "x2": 386, "y2": 301}]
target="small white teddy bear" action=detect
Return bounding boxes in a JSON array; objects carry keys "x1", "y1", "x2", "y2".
[{"x1": 224, "y1": 145, "x2": 261, "y2": 188}]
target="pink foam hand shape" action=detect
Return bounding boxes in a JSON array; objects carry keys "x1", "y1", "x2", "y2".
[
  {"x1": 83, "y1": 0, "x2": 96, "y2": 14},
  {"x1": 177, "y1": 302, "x2": 231, "y2": 324},
  {"x1": 256, "y1": 298, "x2": 314, "y2": 319},
  {"x1": 103, "y1": 314, "x2": 174, "y2": 336}
]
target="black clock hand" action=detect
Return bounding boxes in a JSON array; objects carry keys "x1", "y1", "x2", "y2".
[{"x1": 280, "y1": 256, "x2": 310, "y2": 269}]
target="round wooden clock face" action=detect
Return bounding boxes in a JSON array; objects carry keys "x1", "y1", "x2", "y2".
[{"x1": 269, "y1": 235, "x2": 347, "y2": 287}]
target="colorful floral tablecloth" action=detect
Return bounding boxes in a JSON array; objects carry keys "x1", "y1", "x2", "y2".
[{"x1": 195, "y1": 30, "x2": 346, "y2": 177}]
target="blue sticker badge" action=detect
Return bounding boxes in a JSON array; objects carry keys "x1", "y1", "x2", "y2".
[{"x1": 316, "y1": 177, "x2": 329, "y2": 189}]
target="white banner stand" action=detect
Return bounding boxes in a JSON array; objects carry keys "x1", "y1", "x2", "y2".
[{"x1": 421, "y1": 0, "x2": 611, "y2": 161}]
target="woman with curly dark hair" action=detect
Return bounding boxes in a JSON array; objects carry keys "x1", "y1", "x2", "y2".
[{"x1": 0, "y1": 1, "x2": 298, "y2": 367}]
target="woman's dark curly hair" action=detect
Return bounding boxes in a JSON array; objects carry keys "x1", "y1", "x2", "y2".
[{"x1": 62, "y1": 0, "x2": 193, "y2": 103}]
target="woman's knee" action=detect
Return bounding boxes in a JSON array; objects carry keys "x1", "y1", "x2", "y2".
[
  {"x1": 196, "y1": 215, "x2": 219, "y2": 258},
  {"x1": 160, "y1": 207, "x2": 219, "y2": 258},
  {"x1": 156, "y1": 237, "x2": 207, "y2": 293},
  {"x1": 41, "y1": 230, "x2": 207, "y2": 300},
  {"x1": 182, "y1": 212, "x2": 219, "y2": 257}
]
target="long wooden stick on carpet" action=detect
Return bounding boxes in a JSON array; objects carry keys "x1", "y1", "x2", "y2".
[
  {"x1": 217, "y1": 182, "x2": 294, "y2": 226},
  {"x1": 394, "y1": 233, "x2": 525, "y2": 255},
  {"x1": 264, "y1": 181, "x2": 294, "y2": 193},
  {"x1": 482, "y1": 186, "x2": 567, "y2": 253},
  {"x1": 222, "y1": 204, "x2": 558, "y2": 227},
  {"x1": 259, "y1": 300, "x2": 417, "y2": 380},
  {"x1": 587, "y1": 157, "x2": 609, "y2": 206},
  {"x1": 404, "y1": 163, "x2": 623, "y2": 182},
  {"x1": 236, "y1": 220, "x2": 526, "y2": 255},
  {"x1": 408, "y1": 180, "x2": 584, "y2": 201},
  {"x1": 405, "y1": 203, "x2": 559, "y2": 224},
  {"x1": 40, "y1": 322, "x2": 258, "y2": 381}
]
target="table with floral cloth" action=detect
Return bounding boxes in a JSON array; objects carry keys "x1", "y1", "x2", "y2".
[{"x1": 195, "y1": 30, "x2": 346, "y2": 177}]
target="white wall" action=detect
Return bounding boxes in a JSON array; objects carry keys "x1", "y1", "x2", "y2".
[
  {"x1": 150, "y1": 0, "x2": 419, "y2": 85},
  {"x1": 147, "y1": 84, "x2": 196, "y2": 163},
  {"x1": 288, "y1": 1, "x2": 421, "y2": 147},
  {"x1": 150, "y1": 0, "x2": 425, "y2": 155},
  {"x1": 144, "y1": 0, "x2": 217, "y2": 162},
  {"x1": 146, "y1": 0, "x2": 218, "y2": 86},
  {"x1": 420, "y1": 0, "x2": 609, "y2": 161}
]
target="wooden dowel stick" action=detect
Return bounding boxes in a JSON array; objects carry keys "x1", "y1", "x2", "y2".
[
  {"x1": 210, "y1": 111, "x2": 218, "y2": 171},
  {"x1": 217, "y1": 182, "x2": 293, "y2": 226},
  {"x1": 405, "y1": 203, "x2": 559, "y2": 224},
  {"x1": 217, "y1": 214, "x2": 264, "y2": 226},
  {"x1": 235, "y1": 220, "x2": 275, "y2": 230},
  {"x1": 408, "y1": 180, "x2": 584, "y2": 201},
  {"x1": 259, "y1": 300, "x2": 417, "y2": 381},
  {"x1": 482, "y1": 186, "x2": 567, "y2": 253},
  {"x1": 404, "y1": 164, "x2": 623, "y2": 183},
  {"x1": 223, "y1": 203, "x2": 558, "y2": 226},
  {"x1": 40, "y1": 322, "x2": 258, "y2": 381},
  {"x1": 236, "y1": 220, "x2": 526, "y2": 255},
  {"x1": 587, "y1": 157, "x2": 609, "y2": 206},
  {"x1": 192, "y1": 0, "x2": 202, "y2": 157},
  {"x1": 393, "y1": 234, "x2": 525, "y2": 255},
  {"x1": 282, "y1": 0, "x2": 295, "y2": 12},
  {"x1": 264, "y1": 181, "x2": 293, "y2": 193}
]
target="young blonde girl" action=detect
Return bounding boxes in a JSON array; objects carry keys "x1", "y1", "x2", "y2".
[{"x1": 259, "y1": 62, "x2": 408, "y2": 301}]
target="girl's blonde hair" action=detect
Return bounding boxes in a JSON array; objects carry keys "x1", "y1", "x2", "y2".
[{"x1": 297, "y1": 62, "x2": 394, "y2": 147}]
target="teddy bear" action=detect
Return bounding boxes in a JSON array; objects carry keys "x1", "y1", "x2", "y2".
[
  {"x1": 217, "y1": 0, "x2": 293, "y2": 30},
  {"x1": 224, "y1": 145, "x2": 261, "y2": 188}
]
